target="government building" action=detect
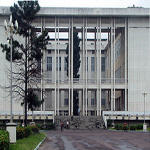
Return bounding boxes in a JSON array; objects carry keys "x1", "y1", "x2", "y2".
[{"x1": 0, "y1": 7, "x2": 150, "y2": 119}]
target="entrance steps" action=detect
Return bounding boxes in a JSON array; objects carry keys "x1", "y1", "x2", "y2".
[{"x1": 55, "y1": 116, "x2": 105, "y2": 129}]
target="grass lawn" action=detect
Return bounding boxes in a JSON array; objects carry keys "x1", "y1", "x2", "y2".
[
  {"x1": 9, "y1": 132, "x2": 45, "y2": 150},
  {"x1": 147, "y1": 127, "x2": 150, "y2": 131}
]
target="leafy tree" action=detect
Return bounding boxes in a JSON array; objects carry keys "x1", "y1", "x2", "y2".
[
  {"x1": 27, "y1": 89, "x2": 42, "y2": 121},
  {"x1": 66, "y1": 27, "x2": 81, "y2": 115},
  {"x1": 1, "y1": 1, "x2": 49, "y2": 126}
]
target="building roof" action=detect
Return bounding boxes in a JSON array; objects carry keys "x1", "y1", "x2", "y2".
[{"x1": 0, "y1": 6, "x2": 150, "y2": 17}]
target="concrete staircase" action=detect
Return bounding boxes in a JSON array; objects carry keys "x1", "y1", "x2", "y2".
[{"x1": 55, "y1": 116, "x2": 105, "y2": 129}]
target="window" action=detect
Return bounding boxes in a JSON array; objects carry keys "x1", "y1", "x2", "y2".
[
  {"x1": 92, "y1": 50, "x2": 95, "y2": 54},
  {"x1": 102, "y1": 98, "x2": 106, "y2": 106},
  {"x1": 47, "y1": 50, "x2": 51, "y2": 54},
  {"x1": 64, "y1": 98, "x2": 69, "y2": 106},
  {"x1": 91, "y1": 98, "x2": 95, "y2": 106},
  {"x1": 91, "y1": 111, "x2": 95, "y2": 116},
  {"x1": 56, "y1": 57, "x2": 61, "y2": 71},
  {"x1": 91, "y1": 57, "x2": 95, "y2": 72},
  {"x1": 47, "y1": 57, "x2": 52, "y2": 71},
  {"x1": 101, "y1": 57, "x2": 105, "y2": 72},
  {"x1": 64, "y1": 57, "x2": 67, "y2": 71}
]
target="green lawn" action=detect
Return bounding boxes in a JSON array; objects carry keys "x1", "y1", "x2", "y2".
[
  {"x1": 9, "y1": 132, "x2": 45, "y2": 150},
  {"x1": 147, "y1": 127, "x2": 150, "y2": 131}
]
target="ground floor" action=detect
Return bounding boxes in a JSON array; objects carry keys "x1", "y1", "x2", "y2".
[
  {"x1": 39, "y1": 129, "x2": 150, "y2": 150},
  {"x1": 39, "y1": 88, "x2": 126, "y2": 116}
]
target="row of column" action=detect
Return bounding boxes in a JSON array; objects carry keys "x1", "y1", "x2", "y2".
[{"x1": 39, "y1": 17, "x2": 128, "y2": 116}]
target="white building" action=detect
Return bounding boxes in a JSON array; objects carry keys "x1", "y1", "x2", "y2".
[{"x1": 0, "y1": 7, "x2": 150, "y2": 117}]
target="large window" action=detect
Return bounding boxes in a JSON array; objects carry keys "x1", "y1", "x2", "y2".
[
  {"x1": 64, "y1": 98, "x2": 69, "y2": 106},
  {"x1": 47, "y1": 57, "x2": 52, "y2": 71},
  {"x1": 91, "y1": 57, "x2": 95, "y2": 72},
  {"x1": 64, "y1": 57, "x2": 67, "y2": 71},
  {"x1": 91, "y1": 98, "x2": 96, "y2": 106},
  {"x1": 101, "y1": 57, "x2": 105, "y2": 72},
  {"x1": 56, "y1": 57, "x2": 61, "y2": 71}
]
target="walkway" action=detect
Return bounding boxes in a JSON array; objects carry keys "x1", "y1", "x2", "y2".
[{"x1": 39, "y1": 129, "x2": 150, "y2": 150}]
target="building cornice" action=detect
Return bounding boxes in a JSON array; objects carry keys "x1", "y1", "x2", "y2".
[{"x1": 0, "y1": 6, "x2": 150, "y2": 17}]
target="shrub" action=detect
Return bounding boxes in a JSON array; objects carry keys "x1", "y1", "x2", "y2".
[
  {"x1": 0, "y1": 130, "x2": 9, "y2": 150},
  {"x1": 115, "y1": 124, "x2": 123, "y2": 130},
  {"x1": 107, "y1": 119, "x2": 112, "y2": 127},
  {"x1": 30, "y1": 125, "x2": 39, "y2": 133},
  {"x1": 136, "y1": 124, "x2": 143, "y2": 130},
  {"x1": 36, "y1": 124, "x2": 42, "y2": 130},
  {"x1": 24, "y1": 126, "x2": 32, "y2": 137},
  {"x1": 123, "y1": 123, "x2": 128, "y2": 131},
  {"x1": 130, "y1": 125, "x2": 136, "y2": 130},
  {"x1": 0, "y1": 123, "x2": 5, "y2": 130},
  {"x1": 16, "y1": 127, "x2": 25, "y2": 139}
]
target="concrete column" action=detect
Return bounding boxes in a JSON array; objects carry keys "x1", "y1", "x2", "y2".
[
  {"x1": 82, "y1": 19, "x2": 85, "y2": 116},
  {"x1": 68, "y1": 18, "x2": 71, "y2": 116},
  {"x1": 85, "y1": 18, "x2": 88, "y2": 116},
  {"x1": 113, "y1": 18, "x2": 116, "y2": 111},
  {"x1": 71, "y1": 17, "x2": 73, "y2": 116},
  {"x1": 99, "y1": 18, "x2": 102, "y2": 115},
  {"x1": 125, "y1": 18, "x2": 128, "y2": 111},
  {"x1": 54, "y1": 17, "x2": 57, "y2": 115},
  {"x1": 110, "y1": 18, "x2": 114, "y2": 111},
  {"x1": 57, "y1": 18, "x2": 60, "y2": 115},
  {"x1": 96, "y1": 19, "x2": 99, "y2": 116},
  {"x1": 43, "y1": 17, "x2": 46, "y2": 114}
]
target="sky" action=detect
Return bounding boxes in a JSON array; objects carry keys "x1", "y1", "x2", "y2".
[{"x1": 0, "y1": 0, "x2": 150, "y2": 8}]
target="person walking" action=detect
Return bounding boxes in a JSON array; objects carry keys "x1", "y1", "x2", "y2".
[
  {"x1": 66, "y1": 121, "x2": 69, "y2": 129},
  {"x1": 61, "y1": 122, "x2": 64, "y2": 132}
]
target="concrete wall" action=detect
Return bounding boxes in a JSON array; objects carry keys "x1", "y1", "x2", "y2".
[{"x1": 128, "y1": 17, "x2": 150, "y2": 112}]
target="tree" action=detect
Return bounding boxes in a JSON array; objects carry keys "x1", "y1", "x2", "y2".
[
  {"x1": 66, "y1": 27, "x2": 81, "y2": 115},
  {"x1": 1, "y1": 1, "x2": 49, "y2": 126},
  {"x1": 27, "y1": 89, "x2": 42, "y2": 122}
]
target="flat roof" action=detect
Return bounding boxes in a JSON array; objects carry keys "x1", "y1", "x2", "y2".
[{"x1": 0, "y1": 6, "x2": 150, "y2": 17}]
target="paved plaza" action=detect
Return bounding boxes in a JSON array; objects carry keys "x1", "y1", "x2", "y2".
[{"x1": 39, "y1": 129, "x2": 150, "y2": 150}]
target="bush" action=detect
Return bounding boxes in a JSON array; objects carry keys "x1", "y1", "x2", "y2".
[
  {"x1": 123, "y1": 123, "x2": 128, "y2": 131},
  {"x1": 30, "y1": 125, "x2": 39, "y2": 133},
  {"x1": 107, "y1": 119, "x2": 112, "y2": 127},
  {"x1": 136, "y1": 124, "x2": 143, "y2": 130},
  {"x1": 115, "y1": 124, "x2": 123, "y2": 130},
  {"x1": 0, "y1": 130, "x2": 9, "y2": 150},
  {"x1": 36, "y1": 124, "x2": 42, "y2": 130},
  {"x1": 0, "y1": 123, "x2": 5, "y2": 130},
  {"x1": 24, "y1": 126, "x2": 32, "y2": 137},
  {"x1": 16, "y1": 127, "x2": 25, "y2": 139},
  {"x1": 130, "y1": 125, "x2": 136, "y2": 130}
]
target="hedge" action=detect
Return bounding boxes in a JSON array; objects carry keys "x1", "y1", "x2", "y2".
[
  {"x1": 30, "y1": 125, "x2": 39, "y2": 133},
  {"x1": 17, "y1": 125, "x2": 39, "y2": 140},
  {"x1": 0, "y1": 130, "x2": 9, "y2": 150},
  {"x1": 114, "y1": 124, "x2": 144, "y2": 131}
]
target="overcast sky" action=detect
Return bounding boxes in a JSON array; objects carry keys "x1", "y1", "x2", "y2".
[{"x1": 0, "y1": 0, "x2": 150, "y2": 8}]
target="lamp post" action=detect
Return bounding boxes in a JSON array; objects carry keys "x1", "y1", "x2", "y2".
[
  {"x1": 142, "y1": 92, "x2": 147, "y2": 132},
  {"x1": 4, "y1": 15, "x2": 18, "y2": 143}
]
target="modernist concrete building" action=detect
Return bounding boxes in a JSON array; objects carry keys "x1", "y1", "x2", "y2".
[{"x1": 0, "y1": 7, "x2": 150, "y2": 117}]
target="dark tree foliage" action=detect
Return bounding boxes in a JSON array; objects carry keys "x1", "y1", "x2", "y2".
[
  {"x1": 66, "y1": 27, "x2": 81, "y2": 116},
  {"x1": 1, "y1": 1, "x2": 49, "y2": 126},
  {"x1": 27, "y1": 89, "x2": 42, "y2": 111}
]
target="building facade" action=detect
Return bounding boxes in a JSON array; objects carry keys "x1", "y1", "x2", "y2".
[{"x1": 0, "y1": 7, "x2": 150, "y2": 116}]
